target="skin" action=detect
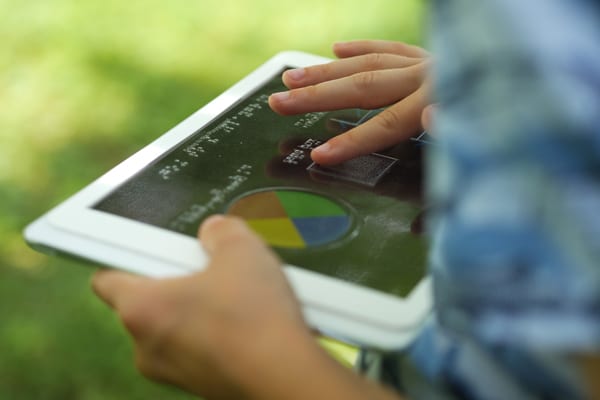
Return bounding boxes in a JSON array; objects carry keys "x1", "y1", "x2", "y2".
[
  {"x1": 93, "y1": 40, "x2": 426, "y2": 399},
  {"x1": 269, "y1": 40, "x2": 432, "y2": 165},
  {"x1": 92, "y1": 40, "x2": 599, "y2": 399},
  {"x1": 93, "y1": 215, "x2": 403, "y2": 400}
]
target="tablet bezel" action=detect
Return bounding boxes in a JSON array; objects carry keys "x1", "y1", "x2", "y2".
[{"x1": 24, "y1": 51, "x2": 431, "y2": 349}]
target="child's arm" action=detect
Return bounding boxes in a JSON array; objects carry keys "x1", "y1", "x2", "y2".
[{"x1": 92, "y1": 216, "x2": 406, "y2": 400}]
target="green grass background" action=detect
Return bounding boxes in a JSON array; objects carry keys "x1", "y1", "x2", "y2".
[{"x1": 0, "y1": 1, "x2": 425, "y2": 398}]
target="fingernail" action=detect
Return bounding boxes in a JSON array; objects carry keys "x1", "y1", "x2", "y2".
[
  {"x1": 285, "y1": 68, "x2": 305, "y2": 81},
  {"x1": 270, "y1": 91, "x2": 290, "y2": 102}
]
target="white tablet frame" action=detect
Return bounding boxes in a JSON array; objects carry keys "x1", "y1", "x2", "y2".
[{"x1": 24, "y1": 51, "x2": 431, "y2": 350}]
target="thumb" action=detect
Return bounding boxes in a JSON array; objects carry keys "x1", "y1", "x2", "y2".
[{"x1": 198, "y1": 215, "x2": 267, "y2": 258}]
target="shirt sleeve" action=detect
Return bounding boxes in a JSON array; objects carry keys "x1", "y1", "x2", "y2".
[{"x1": 428, "y1": 0, "x2": 600, "y2": 353}]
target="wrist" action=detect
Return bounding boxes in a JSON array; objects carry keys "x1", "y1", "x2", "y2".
[
  {"x1": 222, "y1": 323, "x2": 402, "y2": 400},
  {"x1": 217, "y1": 321, "x2": 320, "y2": 398}
]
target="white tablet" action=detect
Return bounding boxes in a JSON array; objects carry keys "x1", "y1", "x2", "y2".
[{"x1": 24, "y1": 51, "x2": 431, "y2": 350}]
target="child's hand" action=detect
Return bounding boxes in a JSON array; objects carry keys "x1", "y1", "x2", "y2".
[
  {"x1": 92, "y1": 216, "x2": 406, "y2": 400},
  {"x1": 92, "y1": 216, "x2": 315, "y2": 399},
  {"x1": 269, "y1": 40, "x2": 431, "y2": 165}
]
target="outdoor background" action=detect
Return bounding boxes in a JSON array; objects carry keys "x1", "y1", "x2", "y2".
[{"x1": 0, "y1": 1, "x2": 425, "y2": 398}]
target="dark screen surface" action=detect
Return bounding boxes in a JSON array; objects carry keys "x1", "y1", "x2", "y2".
[{"x1": 94, "y1": 69, "x2": 427, "y2": 297}]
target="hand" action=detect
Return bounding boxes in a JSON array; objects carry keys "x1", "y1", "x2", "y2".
[
  {"x1": 92, "y1": 215, "x2": 406, "y2": 399},
  {"x1": 269, "y1": 40, "x2": 432, "y2": 165},
  {"x1": 92, "y1": 215, "x2": 315, "y2": 399}
]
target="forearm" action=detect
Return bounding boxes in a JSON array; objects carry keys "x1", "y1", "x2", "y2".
[{"x1": 221, "y1": 326, "x2": 404, "y2": 400}]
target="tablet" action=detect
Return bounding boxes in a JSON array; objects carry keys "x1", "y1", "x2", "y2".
[{"x1": 24, "y1": 51, "x2": 431, "y2": 350}]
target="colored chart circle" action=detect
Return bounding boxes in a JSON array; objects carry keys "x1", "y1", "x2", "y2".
[{"x1": 226, "y1": 189, "x2": 353, "y2": 249}]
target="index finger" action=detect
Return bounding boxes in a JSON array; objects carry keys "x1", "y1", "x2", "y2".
[
  {"x1": 92, "y1": 269, "x2": 149, "y2": 309},
  {"x1": 270, "y1": 65, "x2": 425, "y2": 116},
  {"x1": 311, "y1": 85, "x2": 429, "y2": 165},
  {"x1": 281, "y1": 53, "x2": 423, "y2": 89}
]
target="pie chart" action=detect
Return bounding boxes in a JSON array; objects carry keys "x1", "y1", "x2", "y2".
[{"x1": 226, "y1": 189, "x2": 353, "y2": 249}]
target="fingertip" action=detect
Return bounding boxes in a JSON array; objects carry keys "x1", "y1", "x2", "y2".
[
  {"x1": 200, "y1": 215, "x2": 258, "y2": 256},
  {"x1": 421, "y1": 104, "x2": 437, "y2": 133},
  {"x1": 332, "y1": 41, "x2": 351, "y2": 57},
  {"x1": 267, "y1": 94, "x2": 282, "y2": 114},
  {"x1": 198, "y1": 214, "x2": 227, "y2": 240},
  {"x1": 268, "y1": 92, "x2": 292, "y2": 115},
  {"x1": 283, "y1": 68, "x2": 305, "y2": 83},
  {"x1": 310, "y1": 140, "x2": 355, "y2": 165},
  {"x1": 310, "y1": 142, "x2": 333, "y2": 164}
]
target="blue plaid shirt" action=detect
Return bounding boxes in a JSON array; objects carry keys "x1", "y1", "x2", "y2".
[{"x1": 360, "y1": 1, "x2": 600, "y2": 399}]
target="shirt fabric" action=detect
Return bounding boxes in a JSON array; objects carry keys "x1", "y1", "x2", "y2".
[{"x1": 359, "y1": 1, "x2": 600, "y2": 399}]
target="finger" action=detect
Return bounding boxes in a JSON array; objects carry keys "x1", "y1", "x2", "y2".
[
  {"x1": 333, "y1": 40, "x2": 429, "y2": 59},
  {"x1": 421, "y1": 104, "x2": 437, "y2": 133},
  {"x1": 311, "y1": 85, "x2": 429, "y2": 165},
  {"x1": 282, "y1": 53, "x2": 422, "y2": 89},
  {"x1": 198, "y1": 215, "x2": 266, "y2": 258},
  {"x1": 270, "y1": 64, "x2": 425, "y2": 116},
  {"x1": 92, "y1": 269, "x2": 148, "y2": 309}
]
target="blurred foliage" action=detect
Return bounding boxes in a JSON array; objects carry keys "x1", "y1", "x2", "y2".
[{"x1": 0, "y1": 0, "x2": 425, "y2": 398}]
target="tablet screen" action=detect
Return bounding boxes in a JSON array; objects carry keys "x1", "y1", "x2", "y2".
[{"x1": 94, "y1": 69, "x2": 427, "y2": 297}]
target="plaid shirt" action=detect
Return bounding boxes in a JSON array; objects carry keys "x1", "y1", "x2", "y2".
[{"x1": 360, "y1": 1, "x2": 600, "y2": 399}]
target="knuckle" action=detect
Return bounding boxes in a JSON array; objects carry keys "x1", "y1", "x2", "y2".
[
  {"x1": 123, "y1": 301, "x2": 180, "y2": 362},
  {"x1": 303, "y1": 84, "x2": 319, "y2": 99},
  {"x1": 362, "y1": 53, "x2": 384, "y2": 70},
  {"x1": 352, "y1": 71, "x2": 377, "y2": 92},
  {"x1": 313, "y1": 62, "x2": 332, "y2": 79},
  {"x1": 377, "y1": 108, "x2": 403, "y2": 133},
  {"x1": 344, "y1": 130, "x2": 363, "y2": 150},
  {"x1": 119, "y1": 303, "x2": 149, "y2": 338},
  {"x1": 289, "y1": 84, "x2": 317, "y2": 101},
  {"x1": 118, "y1": 293, "x2": 168, "y2": 340}
]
